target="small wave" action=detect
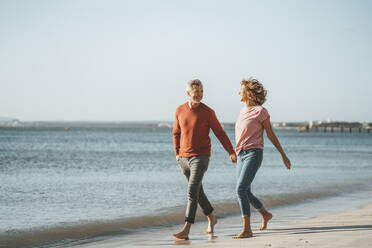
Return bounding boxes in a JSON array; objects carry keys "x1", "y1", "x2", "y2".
[{"x1": 1, "y1": 181, "x2": 370, "y2": 248}]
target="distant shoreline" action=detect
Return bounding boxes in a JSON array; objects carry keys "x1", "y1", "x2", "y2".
[{"x1": 1, "y1": 120, "x2": 371, "y2": 131}]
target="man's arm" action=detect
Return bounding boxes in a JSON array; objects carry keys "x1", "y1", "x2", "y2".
[
  {"x1": 209, "y1": 110, "x2": 237, "y2": 163},
  {"x1": 173, "y1": 112, "x2": 181, "y2": 160}
]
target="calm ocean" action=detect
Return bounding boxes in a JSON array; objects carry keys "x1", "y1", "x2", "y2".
[{"x1": 1, "y1": 125, "x2": 372, "y2": 247}]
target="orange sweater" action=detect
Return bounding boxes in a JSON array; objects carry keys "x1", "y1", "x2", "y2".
[{"x1": 173, "y1": 102, "x2": 235, "y2": 157}]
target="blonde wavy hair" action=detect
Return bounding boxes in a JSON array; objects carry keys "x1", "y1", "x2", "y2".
[{"x1": 240, "y1": 78, "x2": 267, "y2": 105}]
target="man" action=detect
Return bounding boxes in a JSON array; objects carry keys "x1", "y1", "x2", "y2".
[{"x1": 172, "y1": 79, "x2": 237, "y2": 240}]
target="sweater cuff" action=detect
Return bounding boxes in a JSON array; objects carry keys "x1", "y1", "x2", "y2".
[{"x1": 228, "y1": 149, "x2": 236, "y2": 155}]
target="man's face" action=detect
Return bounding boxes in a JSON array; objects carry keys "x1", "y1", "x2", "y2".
[{"x1": 187, "y1": 85, "x2": 203, "y2": 103}]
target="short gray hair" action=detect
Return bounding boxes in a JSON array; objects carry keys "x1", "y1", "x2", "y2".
[{"x1": 186, "y1": 79, "x2": 203, "y2": 92}]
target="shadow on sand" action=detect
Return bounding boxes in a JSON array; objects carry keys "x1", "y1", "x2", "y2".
[{"x1": 261, "y1": 224, "x2": 372, "y2": 236}]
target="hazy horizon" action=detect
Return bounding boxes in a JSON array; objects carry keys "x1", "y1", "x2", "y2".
[
  {"x1": 1, "y1": 116, "x2": 370, "y2": 124},
  {"x1": 1, "y1": 0, "x2": 372, "y2": 122}
]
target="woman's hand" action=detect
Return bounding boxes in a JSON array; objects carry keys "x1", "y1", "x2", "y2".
[
  {"x1": 282, "y1": 155, "x2": 291, "y2": 170},
  {"x1": 263, "y1": 118, "x2": 291, "y2": 170}
]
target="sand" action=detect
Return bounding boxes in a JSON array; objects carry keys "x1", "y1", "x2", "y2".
[
  {"x1": 68, "y1": 202, "x2": 372, "y2": 248},
  {"x1": 191, "y1": 204, "x2": 372, "y2": 248}
]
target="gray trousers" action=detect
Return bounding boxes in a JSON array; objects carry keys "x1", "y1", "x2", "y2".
[{"x1": 178, "y1": 155, "x2": 214, "y2": 223}]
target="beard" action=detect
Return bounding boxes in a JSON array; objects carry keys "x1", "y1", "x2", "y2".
[{"x1": 192, "y1": 97, "x2": 202, "y2": 103}]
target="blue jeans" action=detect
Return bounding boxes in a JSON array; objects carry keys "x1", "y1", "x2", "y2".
[{"x1": 236, "y1": 148, "x2": 264, "y2": 217}]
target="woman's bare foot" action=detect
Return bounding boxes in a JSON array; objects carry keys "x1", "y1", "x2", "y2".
[
  {"x1": 205, "y1": 214, "x2": 218, "y2": 234},
  {"x1": 259, "y1": 212, "x2": 272, "y2": 230},
  {"x1": 173, "y1": 230, "x2": 189, "y2": 240},
  {"x1": 232, "y1": 230, "x2": 253, "y2": 239}
]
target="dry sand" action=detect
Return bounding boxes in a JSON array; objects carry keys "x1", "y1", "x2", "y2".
[{"x1": 192, "y1": 204, "x2": 372, "y2": 248}]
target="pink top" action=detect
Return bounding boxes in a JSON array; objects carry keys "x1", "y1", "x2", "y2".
[{"x1": 235, "y1": 105, "x2": 270, "y2": 155}]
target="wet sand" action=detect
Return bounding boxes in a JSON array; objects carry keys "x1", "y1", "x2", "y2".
[{"x1": 69, "y1": 199, "x2": 372, "y2": 248}]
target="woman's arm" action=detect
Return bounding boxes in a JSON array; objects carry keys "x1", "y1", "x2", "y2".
[{"x1": 262, "y1": 117, "x2": 291, "y2": 170}]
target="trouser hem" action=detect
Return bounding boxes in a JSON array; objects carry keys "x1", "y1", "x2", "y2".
[
  {"x1": 185, "y1": 217, "x2": 195, "y2": 224},
  {"x1": 203, "y1": 207, "x2": 214, "y2": 216}
]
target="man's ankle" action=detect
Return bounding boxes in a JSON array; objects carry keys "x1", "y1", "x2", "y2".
[{"x1": 259, "y1": 208, "x2": 267, "y2": 215}]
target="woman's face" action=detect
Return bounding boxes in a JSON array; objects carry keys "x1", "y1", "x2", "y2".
[{"x1": 239, "y1": 85, "x2": 247, "y2": 102}]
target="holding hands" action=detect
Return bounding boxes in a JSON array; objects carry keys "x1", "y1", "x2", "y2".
[
  {"x1": 229, "y1": 153, "x2": 237, "y2": 163},
  {"x1": 176, "y1": 154, "x2": 237, "y2": 164}
]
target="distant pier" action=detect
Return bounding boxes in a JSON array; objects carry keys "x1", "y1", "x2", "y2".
[{"x1": 298, "y1": 122, "x2": 372, "y2": 133}]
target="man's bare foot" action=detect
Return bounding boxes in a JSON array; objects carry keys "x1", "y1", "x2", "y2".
[
  {"x1": 259, "y1": 212, "x2": 272, "y2": 230},
  {"x1": 232, "y1": 230, "x2": 253, "y2": 239},
  {"x1": 205, "y1": 215, "x2": 218, "y2": 234},
  {"x1": 173, "y1": 230, "x2": 189, "y2": 240},
  {"x1": 173, "y1": 232, "x2": 189, "y2": 240}
]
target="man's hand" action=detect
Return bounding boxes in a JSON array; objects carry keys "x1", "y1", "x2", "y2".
[
  {"x1": 176, "y1": 155, "x2": 180, "y2": 161},
  {"x1": 229, "y1": 153, "x2": 237, "y2": 163}
]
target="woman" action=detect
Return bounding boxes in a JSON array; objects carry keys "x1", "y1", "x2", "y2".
[{"x1": 233, "y1": 78, "x2": 291, "y2": 239}]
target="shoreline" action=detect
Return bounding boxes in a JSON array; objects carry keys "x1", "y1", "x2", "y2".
[
  {"x1": 3, "y1": 187, "x2": 372, "y2": 248},
  {"x1": 56, "y1": 189, "x2": 372, "y2": 248},
  {"x1": 2, "y1": 191, "x2": 372, "y2": 248}
]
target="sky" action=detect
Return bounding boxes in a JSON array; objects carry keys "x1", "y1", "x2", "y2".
[{"x1": 1, "y1": 0, "x2": 371, "y2": 122}]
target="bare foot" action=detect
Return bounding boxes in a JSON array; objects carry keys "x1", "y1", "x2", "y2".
[
  {"x1": 173, "y1": 230, "x2": 189, "y2": 240},
  {"x1": 259, "y1": 212, "x2": 272, "y2": 230},
  {"x1": 205, "y1": 215, "x2": 218, "y2": 234},
  {"x1": 232, "y1": 231, "x2": 253, "y2": 239}
]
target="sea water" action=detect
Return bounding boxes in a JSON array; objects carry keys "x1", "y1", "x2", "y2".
[{"x1": 1, "y1": 126, "x2": 372, "y2": 246}]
